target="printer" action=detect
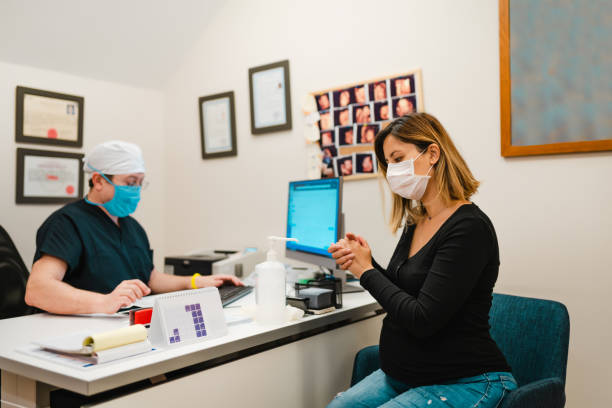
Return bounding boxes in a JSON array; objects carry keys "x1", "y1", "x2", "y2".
[
  {"x1": 164, "y1": 248, "x2": 265, "y2": 278},
  {"x1": 164, "y1": 253, "x2": 227, "y2": 277}
]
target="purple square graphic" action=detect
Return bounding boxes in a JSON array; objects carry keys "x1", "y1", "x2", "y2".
[
  {"x1": 193, "y1": 318, "x2": 198, "y2": 323},
  {"x1": 185, "y1": 305, "x2": 190, "y2": 312},
  {"x1": 201, "y1": 330, "x2": 207, "y2": 336},
  {"x1": 198, "y1": 317, "x2": 204, "y2": 323},
  {"x1": 191, "y1": 311, "x2": 197, "y2": 317},
  {"x1": 170, "y1": 337, "x2": 175, "y2": 343},
  {"x1": 194, "y1": 324, "x2": 199, "y2": 330},
  {"x1": 196, "y1": 331, "x2": 201, "y2": 337},
  {"x1": 176, "y1": 336, "x2": 181, "y2": 342},
  {"x1": 197, "y1": 310, "x2": 202, "y2": 316},
  {"x1": 173, "y1": 328, "x2": 179, "y2": 335},
  {"x1": 196, "y1": 304, "x2": 201, "y2": 309}
]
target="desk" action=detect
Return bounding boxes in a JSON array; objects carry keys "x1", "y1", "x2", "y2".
[{"x1": 0, "y1": 290, "x2": 383, "y2": 408}]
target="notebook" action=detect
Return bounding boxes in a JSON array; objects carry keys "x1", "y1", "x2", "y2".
[{"x1": 33, "y1": 324, "x2": 152, "y2": 364}]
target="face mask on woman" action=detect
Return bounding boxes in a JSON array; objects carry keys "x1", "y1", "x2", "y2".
[{"x1": 386, "y1": 150, "x2": 433, "y2": 201}]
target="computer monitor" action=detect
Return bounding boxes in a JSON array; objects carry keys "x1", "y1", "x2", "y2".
[{"x1": 285, "y1": 178, "x2": 343, "y2": 270}]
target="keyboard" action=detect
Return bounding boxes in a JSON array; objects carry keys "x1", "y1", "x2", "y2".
[{"x1": 218, "y1": 285, "x2": 253, "y2": 307}]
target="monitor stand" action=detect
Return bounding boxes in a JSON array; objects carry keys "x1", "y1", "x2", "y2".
[{"x1": 333, "y1": 269, "x2": 365, "y2": 294}]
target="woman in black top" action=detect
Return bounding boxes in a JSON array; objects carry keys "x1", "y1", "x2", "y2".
[{"x1": 327, "y1": 113, "x2": 516, "y2": 408}]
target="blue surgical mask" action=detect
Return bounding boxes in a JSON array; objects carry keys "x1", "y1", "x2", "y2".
[{"x1": 85, "y1": 172, "x2": 141, "y2": 217}]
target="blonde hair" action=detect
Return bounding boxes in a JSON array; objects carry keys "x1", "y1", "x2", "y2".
[{"x1": 374, "y1": 113, "x2": 479, "y2": 232}]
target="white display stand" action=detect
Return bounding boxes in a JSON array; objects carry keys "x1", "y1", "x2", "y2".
[{"x1": 148, "y1": 288, "x2": 227, "y2": 347}]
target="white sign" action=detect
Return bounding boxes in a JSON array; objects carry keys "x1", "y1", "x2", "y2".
[{"x1": 149, "y1": 288, "x2": 228, "y2": 347}]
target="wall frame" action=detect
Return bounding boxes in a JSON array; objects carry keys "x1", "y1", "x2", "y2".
[
  {"x1": 499, "y1": 0, "x2": 612, "y2": 157},
  {"x1": 198, "y1": 91, "x2": 238, "y2": 159},
  {"x1": 248, "y1": 60, "x2": 292, "y2": 135},
  {"x1": 15, "y1": 86, "x2": 84, "y2": 148},
  {"x1": 16, "y1": 148, "x2": 84, "y2": 204}
]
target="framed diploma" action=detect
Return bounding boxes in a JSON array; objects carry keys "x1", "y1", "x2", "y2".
[
  {"x1": 15, "y1": 86, "x2": 84, "y2": 148},
  {"x1": 248, "y1": 60, "x2": 292, "y2": 134},
  {"x1": 198, "y1": 91, "x2": 238, "y2": 159},
  {"x1": 16, "y1": 148, "x2": 84, "y2": 204}
]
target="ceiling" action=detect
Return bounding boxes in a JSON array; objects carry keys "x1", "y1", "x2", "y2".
[{"x1": 0, "y1": 0, "x2": 221, "y2": 89}]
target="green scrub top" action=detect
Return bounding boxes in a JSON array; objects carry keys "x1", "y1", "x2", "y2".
[{"x1": 34, "y1": 199, "x2": 154, "y2": 294}]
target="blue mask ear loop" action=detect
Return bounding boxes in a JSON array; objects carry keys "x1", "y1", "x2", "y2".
[{"x1": 84, "y1": 164, "x2": 115, "y2": 206}]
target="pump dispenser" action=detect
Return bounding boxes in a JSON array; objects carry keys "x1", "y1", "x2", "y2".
[{"x1": 254, "y1": 236, "x2": 298, "y2": 324}]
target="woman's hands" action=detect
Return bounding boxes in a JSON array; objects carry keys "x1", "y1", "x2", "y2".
[{"x1": 328, "y1": 233, "x2": 374, "y2": 279}]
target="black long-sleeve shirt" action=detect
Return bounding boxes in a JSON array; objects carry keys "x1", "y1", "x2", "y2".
[{"x1": 360, "y1": 203, "x2": 511, "y2": 385}]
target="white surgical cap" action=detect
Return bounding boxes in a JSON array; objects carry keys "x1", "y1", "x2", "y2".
[{"x1": 83, "y1": 141, "x2": 146, "y2": 175}]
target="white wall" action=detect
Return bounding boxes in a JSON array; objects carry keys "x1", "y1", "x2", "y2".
[
  {"x1": 0, "y1": 61, "x2": 166, "y2": 270},
  {"x1": 163, "y1": 0, "x2": 612, "y2": 406}
]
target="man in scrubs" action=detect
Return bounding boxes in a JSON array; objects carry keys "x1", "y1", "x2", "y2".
[{"x1": 25, "y1": 141, "x2": 241, "y2": 314}]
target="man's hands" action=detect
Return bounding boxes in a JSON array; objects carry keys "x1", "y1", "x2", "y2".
[
  {"x1": 101, "y1": 279, "x2": 151, "y2": 314},
  {"x1": 195, "y1": 274, "x2": 243, "y2": 288},
  {"x1": 101, "y1": 274, "x2": 244, "y2": 314},
  {"x1": 328, "y1": 232, "x2": 374, "y2": 279}
]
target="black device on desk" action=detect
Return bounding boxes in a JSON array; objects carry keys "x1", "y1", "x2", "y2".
[
  {"x1": 164, "y1": 254, "x2": 227, "y2": 276},
  {"x1": 219, "y1": 284, "x2": 253, "y2": 307}
]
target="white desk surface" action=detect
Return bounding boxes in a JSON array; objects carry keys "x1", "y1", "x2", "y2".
[{"x1": 0, "y1": 290, "x2": 380, "y2": 396}]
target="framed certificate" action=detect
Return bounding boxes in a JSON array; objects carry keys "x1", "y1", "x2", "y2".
[
  {"x1": 15, "y1": 86, "x2": 84, "y2": 148},
  {"x1": 16, "y1": 148, "x2": 84, "y2": 204},
  {"x1": 199, "y1": 91, "x2": 238, "y2": 159},
  {"x1": 248, "y1": 60, "x2": 292, "y2": 134}
]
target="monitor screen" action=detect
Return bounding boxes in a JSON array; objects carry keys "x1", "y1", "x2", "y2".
[{"x1": 286, "y1": 178, "x2": 342, "y2": 259}]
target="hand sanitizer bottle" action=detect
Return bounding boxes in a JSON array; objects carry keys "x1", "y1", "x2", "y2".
[{"x1": 255, "y1": 236, "x2": 298, "y2": 325}]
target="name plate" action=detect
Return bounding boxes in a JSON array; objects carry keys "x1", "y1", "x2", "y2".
[{"x1": 148, "y1": 288, "x2": 227, "y2": 347}]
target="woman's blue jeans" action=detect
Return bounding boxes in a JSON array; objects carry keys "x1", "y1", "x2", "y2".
[{"x1": 327, "y1": 369, "x2": 517, "y2": 408}]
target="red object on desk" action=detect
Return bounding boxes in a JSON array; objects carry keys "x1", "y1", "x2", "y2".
[{"x1": 130, "y1": 308, "x2": 153, "y2": 325}]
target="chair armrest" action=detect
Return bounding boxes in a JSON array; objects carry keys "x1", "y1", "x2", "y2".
[
  {"x1": 351, "y1": 345, "x2": 380, "y2": 386},
  {"x1": 500, "y1": 377, "x2": 566, "y2": 408}
]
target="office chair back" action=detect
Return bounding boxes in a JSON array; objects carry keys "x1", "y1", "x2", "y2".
[
  {"x1": 352, "y1": 294, "x2": 570, "y2": 387},
  {"x1": 0, "y1": 225, "x2": 33, "y2": 319},
  {"x1": 488, "y1": 293, "x2": 570, "y2": 386}
]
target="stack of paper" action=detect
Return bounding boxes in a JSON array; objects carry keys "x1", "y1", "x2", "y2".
[{"x1": 34, "y1": 324, "x2": 152, "y2": 364}]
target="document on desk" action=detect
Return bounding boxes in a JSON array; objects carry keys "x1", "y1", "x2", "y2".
[
  {"x1": 19, "y1": 324, "x2": 156, "y2": 367},
  {"x1": 17, "y1": 341, "x2": 155, "y2": 368}
]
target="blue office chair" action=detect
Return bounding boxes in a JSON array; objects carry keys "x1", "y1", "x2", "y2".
[{"x1": 351, "y1": 293, "x2": 570, "y2": 408}]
